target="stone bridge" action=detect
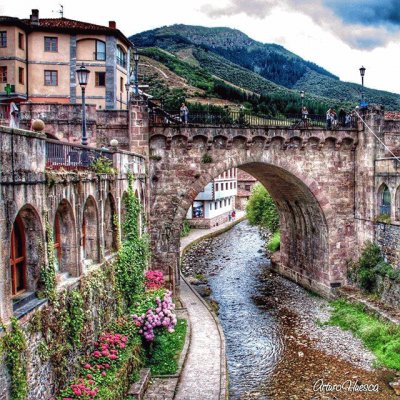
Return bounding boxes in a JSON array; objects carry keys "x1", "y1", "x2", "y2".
[{"x1": 142, "y1": 104, "x2": 380, "y2": 297}]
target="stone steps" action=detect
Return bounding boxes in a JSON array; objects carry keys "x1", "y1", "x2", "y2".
[{"x1": 127, "y1": 368, "x2": 151, "y2": 400}]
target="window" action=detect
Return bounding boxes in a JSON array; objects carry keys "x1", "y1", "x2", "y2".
[
  {"x1": 210, "y1": 203, "x2": 213, "y2": 210},
  {"x1": 234, "y1": 182, "x2": 237, "y2": 188},
  {"x1": 0, "y1": 31, "x2": 7, "y2": 47},
  {"x1": 18, "y1": 67, "x2": 24, "y2": 84},
  {"x1": 228, "y1": 198, "x2": 231, "y2": 205},
  {"x1": 216, "y1": 183, "x2": 219, "y2": 191},
  {"x1": 245, "y1": 184, "x2": 251, "y2": 191},
  {"x1": 44, "y1": 70, "x2": 58, "y2": 86},
  {"x1": 54, "y1": 214, "x2": 61, "y2": 272},
  {"x1": 381, "y1": 185, "x2": 391, "y2": 215},
  {"x1": 44, "y1": 37, "x2": 58, "y2": 52},
  {"x1": 224, "y1": 199, "x2": 227, "y2": 206},
  {"x1": 226, "y1": 182, "x2": 229, "y2": 190},
  {"x1": 95, "y1": 40, "x2": 106, "y2": 60},
  {"x1": 116, "y1": 45, "x2": 127, "y2": 68},
  {"x1": 95, "y1": 72, "x2": 106, "y2": 87},
  {"x1": 215, "y1": 201, "x2": 218, "y2": 209},
  {"x1": 18, "y1": 33, "x2": 24, "y2": 49},
  {"x1": 230, "y1": 182, "x2": 233, "y2": 189},
  {"x1": 0, "y1": 66, "x2": 7, "y2": 83},
  {"x1": 10, "y1": 215, "x2": 26, "y2": 296},
  {"x1": 120, "y1": 76, "x2": 124, "y2": 92}
]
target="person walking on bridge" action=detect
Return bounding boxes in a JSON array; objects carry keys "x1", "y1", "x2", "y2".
[{"x1": 180, "y1": 103, "x2": 189, "y2": 124}]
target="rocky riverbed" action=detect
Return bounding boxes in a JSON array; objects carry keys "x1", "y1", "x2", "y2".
[{"x1": 182, "y1": 221, "x2": 399, "y2": 399}]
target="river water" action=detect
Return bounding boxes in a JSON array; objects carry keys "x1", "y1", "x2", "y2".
[{"x1": 182, "y1": 220, "x2": 398, "y2": 400}]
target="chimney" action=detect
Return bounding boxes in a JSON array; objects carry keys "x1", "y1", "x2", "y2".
[
  {"x1": 30, "y1": 9, "x2": 39, "y2": 26},
  {"x1": 109, "y1": 21, "x2": 116, "y2": 29}
]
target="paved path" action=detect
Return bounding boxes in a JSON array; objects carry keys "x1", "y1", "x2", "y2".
[
  {"x1": 174, "y1": 215, "x2": 246, "y2": 400},
  {"x1": 144, "y1": 214, "x2": 245, "y2": 400},
  {"x1": 180, "y1": 211, "x2": 245, "y2": 250}
]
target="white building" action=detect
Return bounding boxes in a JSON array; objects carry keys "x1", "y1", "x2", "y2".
[{"x1": 186, "y1": 168, "x2": 237, "y2": 228}]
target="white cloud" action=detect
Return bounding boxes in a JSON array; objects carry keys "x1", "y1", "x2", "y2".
[{"x1": 3, "y1": 0, "x2": 400, "y2": 93}]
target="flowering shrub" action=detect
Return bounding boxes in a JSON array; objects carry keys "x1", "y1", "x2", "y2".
[
  {"x1": 144, "y1": 270, "x2": 164, "y2": 290},
  {"x1": 132, "y1": 291, "x2": 177, "y2": 342},
  {"x1": 60, "y1": 332, "x2": 129, "y2": 399}
]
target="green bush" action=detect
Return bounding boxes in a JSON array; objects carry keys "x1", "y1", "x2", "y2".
[
  {"x1": 180, "y1": 220, "x2": 191, "y2": 237},
  {"x1": 267, "y1": 231, "x2": 280, "y2": 252},
  {"x1": 328, "y1": 299, "x2": 400, "y2": 370},
  {"x1": 356, "y1": 241, "x2": 383, "y2": 292},
  {"x1": 246, "y1": 183, "x2": 279, "y2": 233}
]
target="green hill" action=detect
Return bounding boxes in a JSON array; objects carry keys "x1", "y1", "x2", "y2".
[{"x1": 131, "y1": 25, "x2": 400, "y2": 111}]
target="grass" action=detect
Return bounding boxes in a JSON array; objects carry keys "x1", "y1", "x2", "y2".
[
  {"x1": 145, "y1": 318, "x2": 188, "y2": 375},
  {"x1": 267, "y1": 231, "x2": 280, "y2": 252},
  {"x1": 328, "y1": 299, "x2": 400, "y2": 370}
]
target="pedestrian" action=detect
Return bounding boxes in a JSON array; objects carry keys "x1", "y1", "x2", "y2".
[
  {"x1": 338, "y1": 108, "x2": 346, "y2": 126},
  {"x1": 301, "y1": 106, "x2": 309, "y2": 127},
  {"x1": 9, "y1": 102, "x2": 19, "y2": 128},
  {"x1": 345, "y1": 113, "x2": 351, "y2": 128},
  {"x1": 331, "y1": 109, "x2": 337, "y2": 127},
  {"x1": 180, "y1": 103, "x2": 189, "y2": 124},
  {"x1": 231, "y1": 210, "x2": 236, "y2": 220},
  {"x1": 228, "y1": 212, "x2": 232, "y2": 222},
  {"x1": 326, "y1": 108, "x2": 332, "y2": 129}
]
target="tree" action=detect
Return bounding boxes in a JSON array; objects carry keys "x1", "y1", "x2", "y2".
[{"x1": 246, "y1": 183, "x2": 279, "y2": 232}]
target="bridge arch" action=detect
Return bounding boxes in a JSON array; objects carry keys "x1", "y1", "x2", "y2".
[{"x1": 149, "y1": 125, "x2": 357, "y2": 297}]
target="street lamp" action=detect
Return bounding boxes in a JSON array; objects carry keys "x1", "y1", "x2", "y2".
[
  {"x1": 300, "y1": 90, "x2": 305, "y2": 109},
  {"x1": 359, "y1": 65, "x2": 366, "y2": 105},
  {"x1": 134, "y1": 48, "x2": 140, "y2": 96},
  {"x1": 125, "y1": 82, "x2": 131, "y2": 109},
  {"x1": 76, "y1": 63, "x2": 90, "y2": 146}
]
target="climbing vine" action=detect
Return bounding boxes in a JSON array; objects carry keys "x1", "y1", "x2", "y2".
[
  {"x1": 67, "y1": 289, "x2": 85, "y2": 347},
  {"x1": 115, "y1": 174, "x2": 149, "y2": 309},
  {"x1": 40, "y1": 212, "x2": 57, "y2": 301},
  {"x1": 1, "y1": 318, "x2": 28, "y2": 400}
]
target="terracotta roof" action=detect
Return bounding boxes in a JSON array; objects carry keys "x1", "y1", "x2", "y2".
[
  {"x1": 385, "y1": 111, "x2": 400, "y2": 120},
  {"x1": 0, "y1": 16, "x2": 132, "y2": 47},
  {"x1": 237, "y1": 188, "x2": 252, "y2": 197},
  {"x1": 237, "y1": 169, "x2": 257, "y2": 182}
]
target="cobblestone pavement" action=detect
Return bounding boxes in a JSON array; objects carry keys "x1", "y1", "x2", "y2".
[
  {"x1": 144, "y1": 217, "x2": 238, "y2": 399},
  {"x1": 144, "y1": 377, "x2": 179, "y2": 400},
  {"x1": 174, "y1": 278, "x2": 225, "y2": 400}
]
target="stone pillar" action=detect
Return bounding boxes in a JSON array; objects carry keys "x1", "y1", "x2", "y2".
[
  {"x1": 128, "y1": 97, "x2": 149, "y2": 156},
  {"x1": 354, "y1": 105, "x2": 385, "y2": 252}
]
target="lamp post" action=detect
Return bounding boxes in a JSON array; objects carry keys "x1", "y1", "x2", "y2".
[
  {"x1": 300, "y1": 90, "x2": 305, "y2": 110},
  {"x1": 359, "y1": 65, "x2": 366, "y2": 105},
  {"x1": 76, "y1": 63, "x2": 90, "y2": 146},
  {"x1": 125, "y1": 82, "x2": 130, "y2": 110},
  {"x1": 134, "y1": 49, "x2": 139, "y2": 96}
]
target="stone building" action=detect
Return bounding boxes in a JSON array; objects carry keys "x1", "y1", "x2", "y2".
[
  {"x1": 235, "y1": 169, "x2": 257, "y2": 210},
  {"x1": 0, "y1": 123, "x2": 146, "y2": 398},
  {"x1": 0, "y1": 9, "x2": 133, "y2": 116},
  {"x1": 186, "y1": 168, "x2": 237, "y2": 228}
]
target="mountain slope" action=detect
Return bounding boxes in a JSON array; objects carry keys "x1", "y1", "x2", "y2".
[{"x1": 131, "y1": 25, "x2": 400, "y2": 110}]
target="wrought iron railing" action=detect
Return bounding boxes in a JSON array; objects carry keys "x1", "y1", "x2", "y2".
[
  {"x1": 45, "y1": 139, "x2": 113, "y2": 170},
  {"x1": 149, "y1": 108, "x2": 358, "y2": 129}
]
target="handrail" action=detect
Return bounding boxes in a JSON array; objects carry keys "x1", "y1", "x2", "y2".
[{"x1": 148, "y1": 107, "x2": 358, "y2": 129}]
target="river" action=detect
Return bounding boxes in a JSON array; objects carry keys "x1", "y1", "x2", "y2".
[{"x1": 181, "y1": 220, "x2": 398, "y2": 400}]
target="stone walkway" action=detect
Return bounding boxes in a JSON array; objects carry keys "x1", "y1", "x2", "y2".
[{"x1": 144, "y1": 214, "x2": 245, "y2": 399}]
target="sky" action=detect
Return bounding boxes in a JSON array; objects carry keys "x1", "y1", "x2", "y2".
[{"x1": 2, "y1": 0, "x2": 400, "y2": 94}]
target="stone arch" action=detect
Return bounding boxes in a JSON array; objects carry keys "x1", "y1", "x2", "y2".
[
  {"x1": 54, "y1": 199, "x2": 78, "y2": 277},
  {"x1": 81, "y1": 195, "x2": 99, "y2": 266},
  {"x1": 150, "y1": 155, "x2": 338, "y2": 295},
  {"x1": 104, "y1": 193, "x2": 117, "y2": 254},
  {"x1": 9, "y1": 205, "x2": 44, "y2": 298},
  {"x1": 395, "y1": 185, "x2": 400, "y2": 221},
  {"x1": 377, "y1": 182, "x2": 391, "y2": 216}
]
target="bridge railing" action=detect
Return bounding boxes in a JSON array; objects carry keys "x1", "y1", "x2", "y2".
[
  {"x1": 149, "y1": 108, "x2": 357, "y2": 129},
  {"x1": 45, "y1": 139, "x2": 113, "y2": 170}
]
